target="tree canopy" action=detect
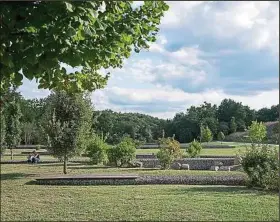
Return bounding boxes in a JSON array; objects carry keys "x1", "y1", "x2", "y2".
[
  {"x1": 2, "y1": 88, "x2": 279, "y2": 146},
  {"x1": 0, "y1": 1, "x2": 168, "y2": 92},
  {"x1": 43, "y1": 91, "x2": 93, "y2": 174}
]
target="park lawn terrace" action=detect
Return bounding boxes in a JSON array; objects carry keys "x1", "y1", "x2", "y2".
[{"x1": 1, "y1": 164, "x2": 278, "y2": 221}]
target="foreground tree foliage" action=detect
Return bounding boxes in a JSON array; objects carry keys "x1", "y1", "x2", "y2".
[
  {"x1": 0, "y1": 1, "x2": 168, "y2": 92},
  {"x1": 43, "y1": 91, "x2": 93, "y2": 174}
]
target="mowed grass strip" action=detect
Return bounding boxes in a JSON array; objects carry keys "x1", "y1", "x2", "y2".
[
  {"x1": 1, "y1": 163, "x2": 278, "y2": 221},
  {"x1": 2, "y1": 142, "x2": 278, "y2": 160},
  {"x1": 1, "y1": 181, "x2": 278, "y2": 221},
  {"x1": 0, "y1": 164, "x2": 245, "y2": 177}
]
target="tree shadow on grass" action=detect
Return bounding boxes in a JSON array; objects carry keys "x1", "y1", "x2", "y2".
[
  {"x1": 38, "y1": 163, "x2": 84, "y2": 167},
  {"x1": 165, "y1": 186, "x2": 277, "y2": 196},
  {"x1": 68, "y1": 165, "x2": 112, "y2": 170},
  {"x1": 125, "y1": 168, "x2": 160, "y2": 171},
  {"x1": 0, "y1": 173, "x2": 33, "y2": 181},
  {"x1": 25, "y1": 180, "x2": 38, "y2": 185}
]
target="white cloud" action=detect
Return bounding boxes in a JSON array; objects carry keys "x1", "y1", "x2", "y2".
[
  {"x1": 168, "y1": 46, "x2": 208, "y2": 66},
  {"x1": 19, "y1": 79, "x2": 50, "y2": 99},
  {"x1": 161, "y1": 1, "x2": 279, "y2": 55},
  {"x1": 92, "y1": 86, "x2": 279, "y2": 119},
  {"x1": 161, "y1": 1, "x2": 205, "y2": 28},
  {"x1": 132, "y1": 1, "x2": 144, "y2": 9},
  {"x1": 148, "y1": 35, "x2": 168, "y2": 53},
  {"x1": 106, "y1": 48, "x2": 213, "y2": 90}
]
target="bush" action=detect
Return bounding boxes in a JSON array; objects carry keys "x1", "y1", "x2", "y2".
[
  {"x1": 186, "y1": 140, "x2": 202, "y2": 158},
  {"x1": 248, "y1": 121, "x2": 267, "y2": 144},
  {"x1": 156, "y1": 137, "x2": 182, "y2": 169},
  {"x1": 200, "y1": 125, "x2": 213, "y2": 143},
  {"x1": 86, "y1": 135, "x2": 109, "y2": 165},
  {"x1": 107, "y1": 136, "x2": 136, "y2": 167},
  {"x1": 241, "y1": 144, "x2": 279, "y2": 191}
]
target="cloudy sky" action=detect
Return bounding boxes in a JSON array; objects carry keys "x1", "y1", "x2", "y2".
[{"x1": 20, "y1": 1, "x2": 279, "y2": 119}]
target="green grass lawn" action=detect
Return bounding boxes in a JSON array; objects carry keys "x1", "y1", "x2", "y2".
[
  {"x1": 1, "y1": 163, "x2": 278, "y2": 221},
  {"x1": 136, "y1": 147, "x2": 259, "y2": 156},
  {"x1": 0, "y1": 155, "x2": 89, "y2": 162},
  {"x1": 1, "y1": 163, "x2": 246, "y2": 176},
  {"x1": 1, "y1": 142, "x2": 277, "y2": 161},
  {"x1": 136, "y1": 142, "x2": 278, "y2": 156}
]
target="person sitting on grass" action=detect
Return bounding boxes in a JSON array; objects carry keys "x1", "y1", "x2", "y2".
[
  {"x1": 30, "y1": 150, "x2": 40, "y2": 164},
  {"x1": 27, "y1": 153, "x2": 33, "y2": 163}
]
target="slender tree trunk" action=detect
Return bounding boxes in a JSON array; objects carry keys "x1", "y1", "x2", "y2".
[
  {"x1": 63, "y1": 154, "x2": 67, "y2": 174},
  {"x1": 10, "y1": 147, "x2": 13, "y2": 160}
]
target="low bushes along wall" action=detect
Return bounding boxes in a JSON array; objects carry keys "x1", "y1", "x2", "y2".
[
  {"x1": 139, "y1": 158, "x2": 235, "y2": 170},
  {"x1": 136, "y1": 154, "x2": 235, "y2": 159},
  {"x1": 138, "y1": 144, "x2": 236, "y2": 149}
]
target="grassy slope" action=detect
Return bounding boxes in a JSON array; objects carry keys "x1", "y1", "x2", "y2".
[
  {"x1": 1, "y1": 164, "x2": 278, "y2": 221},
  {"x1": 225, "y1": 121, "x2": 278, "y2": 143}
]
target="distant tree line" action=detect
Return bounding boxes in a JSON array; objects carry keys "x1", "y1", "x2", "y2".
[{"x1": 1, "y1": 89, "x2": 279, "y2": 147}]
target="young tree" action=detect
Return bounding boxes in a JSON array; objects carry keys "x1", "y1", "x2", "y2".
[
  {"x1": 156, "y1": 137, "x2": 182, "y2": 169},
  {"x1": 86, "y1": 135, "x2": 109, "y2": 165},
  {"x1": 186, "y1": 140, "x2": 202, "y2": 158},
  {"x1": 248, "y1": 121, "x2": 267, "y2": 144},
  {"x1": 229, "y1": 117, "x2": 237, "y2": 133},
  {"x1": 43, "y1": 91, "x2": 93, "y2": 174},
  {"x1": 1, "y1": 1, "x2": 169, "y2": 93},
  {"x1": 21, "y1": 122, "x2": 35, "y2": 145},
  {"x1": 201, "y1": 125, "x2": 213, "y2": 143},
  {"x1": 217, "y1": 131, "x2": 225, "y2": 144},
  {"x1": 0, "y1": 108, "x2": 6, "y2": 154},
  {"x1": 5, "y1": 97, "x2": 22, "y2": 160},
  {"x1": 107, "y1": 136, "x2": 136, "y2": 167}
]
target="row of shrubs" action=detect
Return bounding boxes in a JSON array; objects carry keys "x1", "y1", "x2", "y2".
[
  {"x1": 86, "y1": 135, "x2": 136, "y2": 167},
  {"x1": 86, "y1": 135, "x2": 204, "y2": 168}
]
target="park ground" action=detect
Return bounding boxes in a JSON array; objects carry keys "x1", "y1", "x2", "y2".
[
  {"x1": 1, "y1": 141, "x2": 279, "y2": 221},
  {"x1": 1, "y1": 163, "x2": 279, "y2": 221},
  {"x1": 1, "y1": 141, "x2": 278, "y2": 161}
]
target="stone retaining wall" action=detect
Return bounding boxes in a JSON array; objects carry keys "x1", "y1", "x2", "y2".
[
  {"x1": 34, "y1": 175, "x2": 246, "y2": 186},
  {"x1": 136, "y1": 154, "x2": 235, "y2": 159},
  {"x1": 136, "y1": 154, "x2": 157, "y2": 159},
  {"x1": 139, "y1": 158, "x2": 235, "y2": 170}
]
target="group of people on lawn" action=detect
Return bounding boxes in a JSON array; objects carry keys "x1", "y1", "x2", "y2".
[{"x1": 27, "y1": 150, "x2": 40, "y2": 163}]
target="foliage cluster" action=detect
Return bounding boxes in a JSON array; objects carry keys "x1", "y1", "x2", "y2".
[
  {"x1": 241, "y1": 144, "x2": 279, "y2": 191},
  {"x1": 156, "y1": 137, "x2": 182, "y2": 169},
  {"x1": 186, "y1": 140, "x2": 202, "y2": 158}
]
